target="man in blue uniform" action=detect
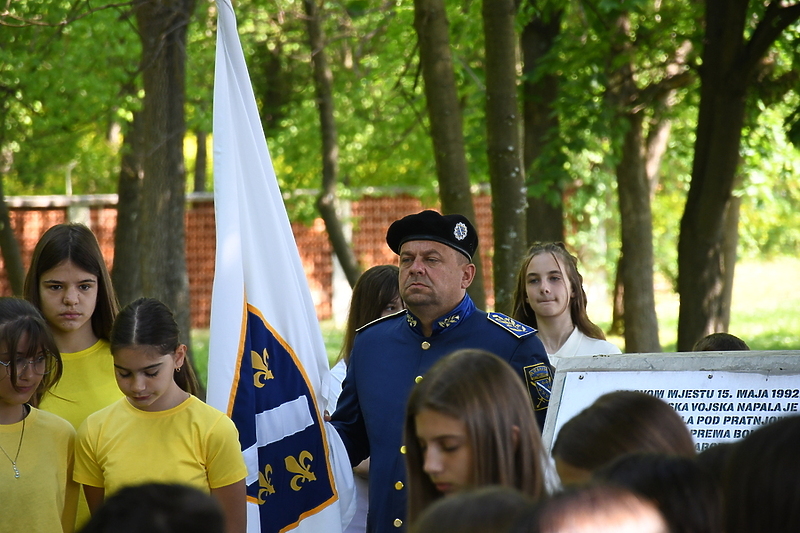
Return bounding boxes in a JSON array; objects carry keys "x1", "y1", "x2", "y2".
[{"x1": 331, "y1": 210, "x2": 551, "y2": 533}]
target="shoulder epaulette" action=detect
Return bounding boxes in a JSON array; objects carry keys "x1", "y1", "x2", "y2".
[
  {"x1": 486, "y1": 312, "x2": 537, "y2": 338},
  {"x1": 355, "y1": 309, "x2": 407, "y2": 332}
]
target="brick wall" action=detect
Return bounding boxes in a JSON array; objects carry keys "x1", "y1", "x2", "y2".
[{"x1": 0, "y1": 194, "x2": 496, "y2": 328}]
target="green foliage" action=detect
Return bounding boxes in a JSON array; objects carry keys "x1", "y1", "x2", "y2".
[
  {"x1": 186, "y1": 0, "x2": 218, "y2": 133},
  {"x1": 230, "y1": 0, "x2": 501, "y2": 221},
  {"x1": 190, "y1": 328, "x2": 210, "y2": 388},
  {"x1": 234, "y1": 0, "x2": 437, "y2": 204},
  {"x1": 2, "y1": 0, "x2": 799, "y2": 310},
  {"x1": 527, "y1": 1, "x2": 703, "y2": 283},
  {"x1": 1, "y1": 1, "x2": 140, "y2": 194},
  {"x1": 739, "y1": 102, "x2": 800, "y2": 257},
  {"x1": 736, "y1": 20, "x2": 800, "y2": 259}
]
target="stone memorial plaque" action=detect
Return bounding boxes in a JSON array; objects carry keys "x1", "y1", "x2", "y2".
[{"x1": 541, "y1": 351, "x2": 800, "y2": 453}]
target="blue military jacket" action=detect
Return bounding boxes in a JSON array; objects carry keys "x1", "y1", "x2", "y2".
[{"x1": 330, "y1": 294, "x2": 552, "y2": 533}]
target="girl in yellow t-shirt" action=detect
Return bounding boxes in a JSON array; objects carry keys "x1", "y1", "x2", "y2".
[
  {"x1": 75, "y1": 298, "x2": 247, "y2": 533},
  {"x1": 24, "y1": 223, "x2": 123, "y2": 430},
  {"x1": 24, "y1": 223, "x2": 123, "y2": 529},
  {"x1": 0, "y1": 297, "x2": 78, "y2": 533}
]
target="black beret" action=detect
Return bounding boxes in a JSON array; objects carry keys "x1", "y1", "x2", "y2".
[{"x1": 386, "y1": 210, "x2": 478, "y2": 260}]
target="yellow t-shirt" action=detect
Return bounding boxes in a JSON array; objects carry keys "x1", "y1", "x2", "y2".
[
  {"x1": 40, "y1": 339, "x2": 123, "y2": 430},
  {"x1": 74, "y1": 395, "x2": 247, "y2": 496},
  {"x1": 0, "y1": 407, "x2": 79, "y2": 533}
]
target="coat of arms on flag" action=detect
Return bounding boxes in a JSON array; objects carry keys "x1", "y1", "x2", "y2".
[{"x1": 231, "y1": 307, "x2": 337, "y2": 532}]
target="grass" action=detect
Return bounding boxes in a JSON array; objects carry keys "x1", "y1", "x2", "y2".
[
  {"x1": 600, "y1": 256, "x2": 800, "y2": 352},
  {"x1": 190, "y1": 329, "x2": 210, "y2": 388},
  {"x1": 190, "y1": 257, "x2": 800, "y2": 388},
  {"x1": 715, "y1": 257, "x2": 800, "y2": 350}
]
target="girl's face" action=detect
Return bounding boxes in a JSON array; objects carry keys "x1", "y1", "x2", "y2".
[
  {"x1": 113, "y1": 344, "x2": 187, "y2": 412},
  {"x1": 38, "y1": 260, "x2": 98, "y2": 339},
  {"x1": 415, "y1": 408, "x2": 473, "y2": 496},
  {"x1": 525, "y1": 253, "x2": 574, "y2": 321},
  {"x1": 381, "y1": 294, "x2": 404, "y2": 317},
  {"x1": 0, "y1": 335, "x2": 44, "y2": 415}
]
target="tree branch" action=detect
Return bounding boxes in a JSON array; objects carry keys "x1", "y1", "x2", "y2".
[
  {"x1": 741, "y1": 1, "x2": 800, "y2": 77},
  {"x1": 637, "y1": 70, "x2": 695, "y2": 108}
]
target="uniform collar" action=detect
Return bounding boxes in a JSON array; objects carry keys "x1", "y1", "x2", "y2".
[{"x1": 405, "y1": 294, "x2": 476, "y2": 336}]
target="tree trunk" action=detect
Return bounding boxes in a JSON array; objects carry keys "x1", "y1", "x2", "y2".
[
  {"x1": 520, "y1": 5, "x2": 564, "y2": 244},
  {"x1": 609, "y1": 256, "x2": 625, "y2": 336},
  {"x1": 677, "y1": 0, "x2": 748, "y2": 351},
  {"x1": 606, "y1": 13, "x2": 660, "y2": 353},
  {"x1": 677, "y1": 0, "x2": 800, "y2": 350},
  {"x1": 483, "y1": 0, "x2": 526, "y2": 314},
  {"x1": 718, "y1": 191, "x2": 741, "y2": 331},
  {"x1": 135, "y1": 0, "x2": 195, "y2": 364},
  {"x1": 194, "y1": 129, "x2": 207, "y2": 193},
  {"x1": 0, "y1": 177, "x2": 24, "y2": 295},
  {"x1": 113, "y1": 110, "x2": 144, "y2": 307},
  {"x1": 645, "y1": 115, "x2": 672, "y2": 196},
  {"x1": 616, "y1": 112, "x2": 661, "y2": 352},
  {"x1": 413, "y1": 0, "x2": 485, "y2": 309},
  {"x1": 610, "y1": 35, "x2": 688, "y2": 341},
  {"x1": 303, "y1": 0, "x2": 361, "y2": 288}
]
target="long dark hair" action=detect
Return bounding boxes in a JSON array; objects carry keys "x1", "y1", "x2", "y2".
[
  {"x1": 338, "y1": 265, "x2": 401, "y2": 365},
  {"x1": 110, "y1": 298, "x2": 199, "y2": 396},
  {"x1": 511, "y1": 242, "x2": 605, "y2": 340},
  {"x1": 24, "y1": 223, "x2": 119, "y2": 341},
  {"x1": 0, "y1": 297, "x2": 63, "y2": 406},
  {"x1": 722, "y1": 415, "x2": 800, "y2": 533},
  {"x1": 595, "y1": 453, "x2": 723, "y2": 533}
]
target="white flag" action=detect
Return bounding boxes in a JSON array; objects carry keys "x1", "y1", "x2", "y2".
[{"x1": 208, "y1": 1, "x2": 355, "y2": 531}]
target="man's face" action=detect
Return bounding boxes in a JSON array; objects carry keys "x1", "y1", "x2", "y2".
[{"x1": 398, "y1": 240, "x2": 475, "y2": 316}]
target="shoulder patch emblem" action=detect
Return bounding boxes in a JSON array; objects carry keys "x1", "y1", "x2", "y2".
[
  {"x1": 487, "y1": 312, "x2": 536, "y2": 338},
  {"x1": 525, "y1": 363, "x2": 552, "y2": 411},
  {"x1": 356, "y1": 309, "x2": 407, "y2": 332}
]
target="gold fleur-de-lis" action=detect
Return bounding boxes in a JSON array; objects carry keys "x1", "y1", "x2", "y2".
[
  {"x1": 285, "y1": 450, "x2": 316, "y2": 491},
  {"x1": 257, "y1": 464, "x2": 275, "y2": 504},
  {"x1": 252, "y1": 348, "x2": 274, "y2": 387}
]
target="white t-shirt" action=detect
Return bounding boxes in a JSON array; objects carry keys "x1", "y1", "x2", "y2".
[
  {"x1": 549, "y1": 327, "x2": 621, "y2": 367},
  {"x1": 327, "y1": 359, "x2": 368, "y2": 533}
]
